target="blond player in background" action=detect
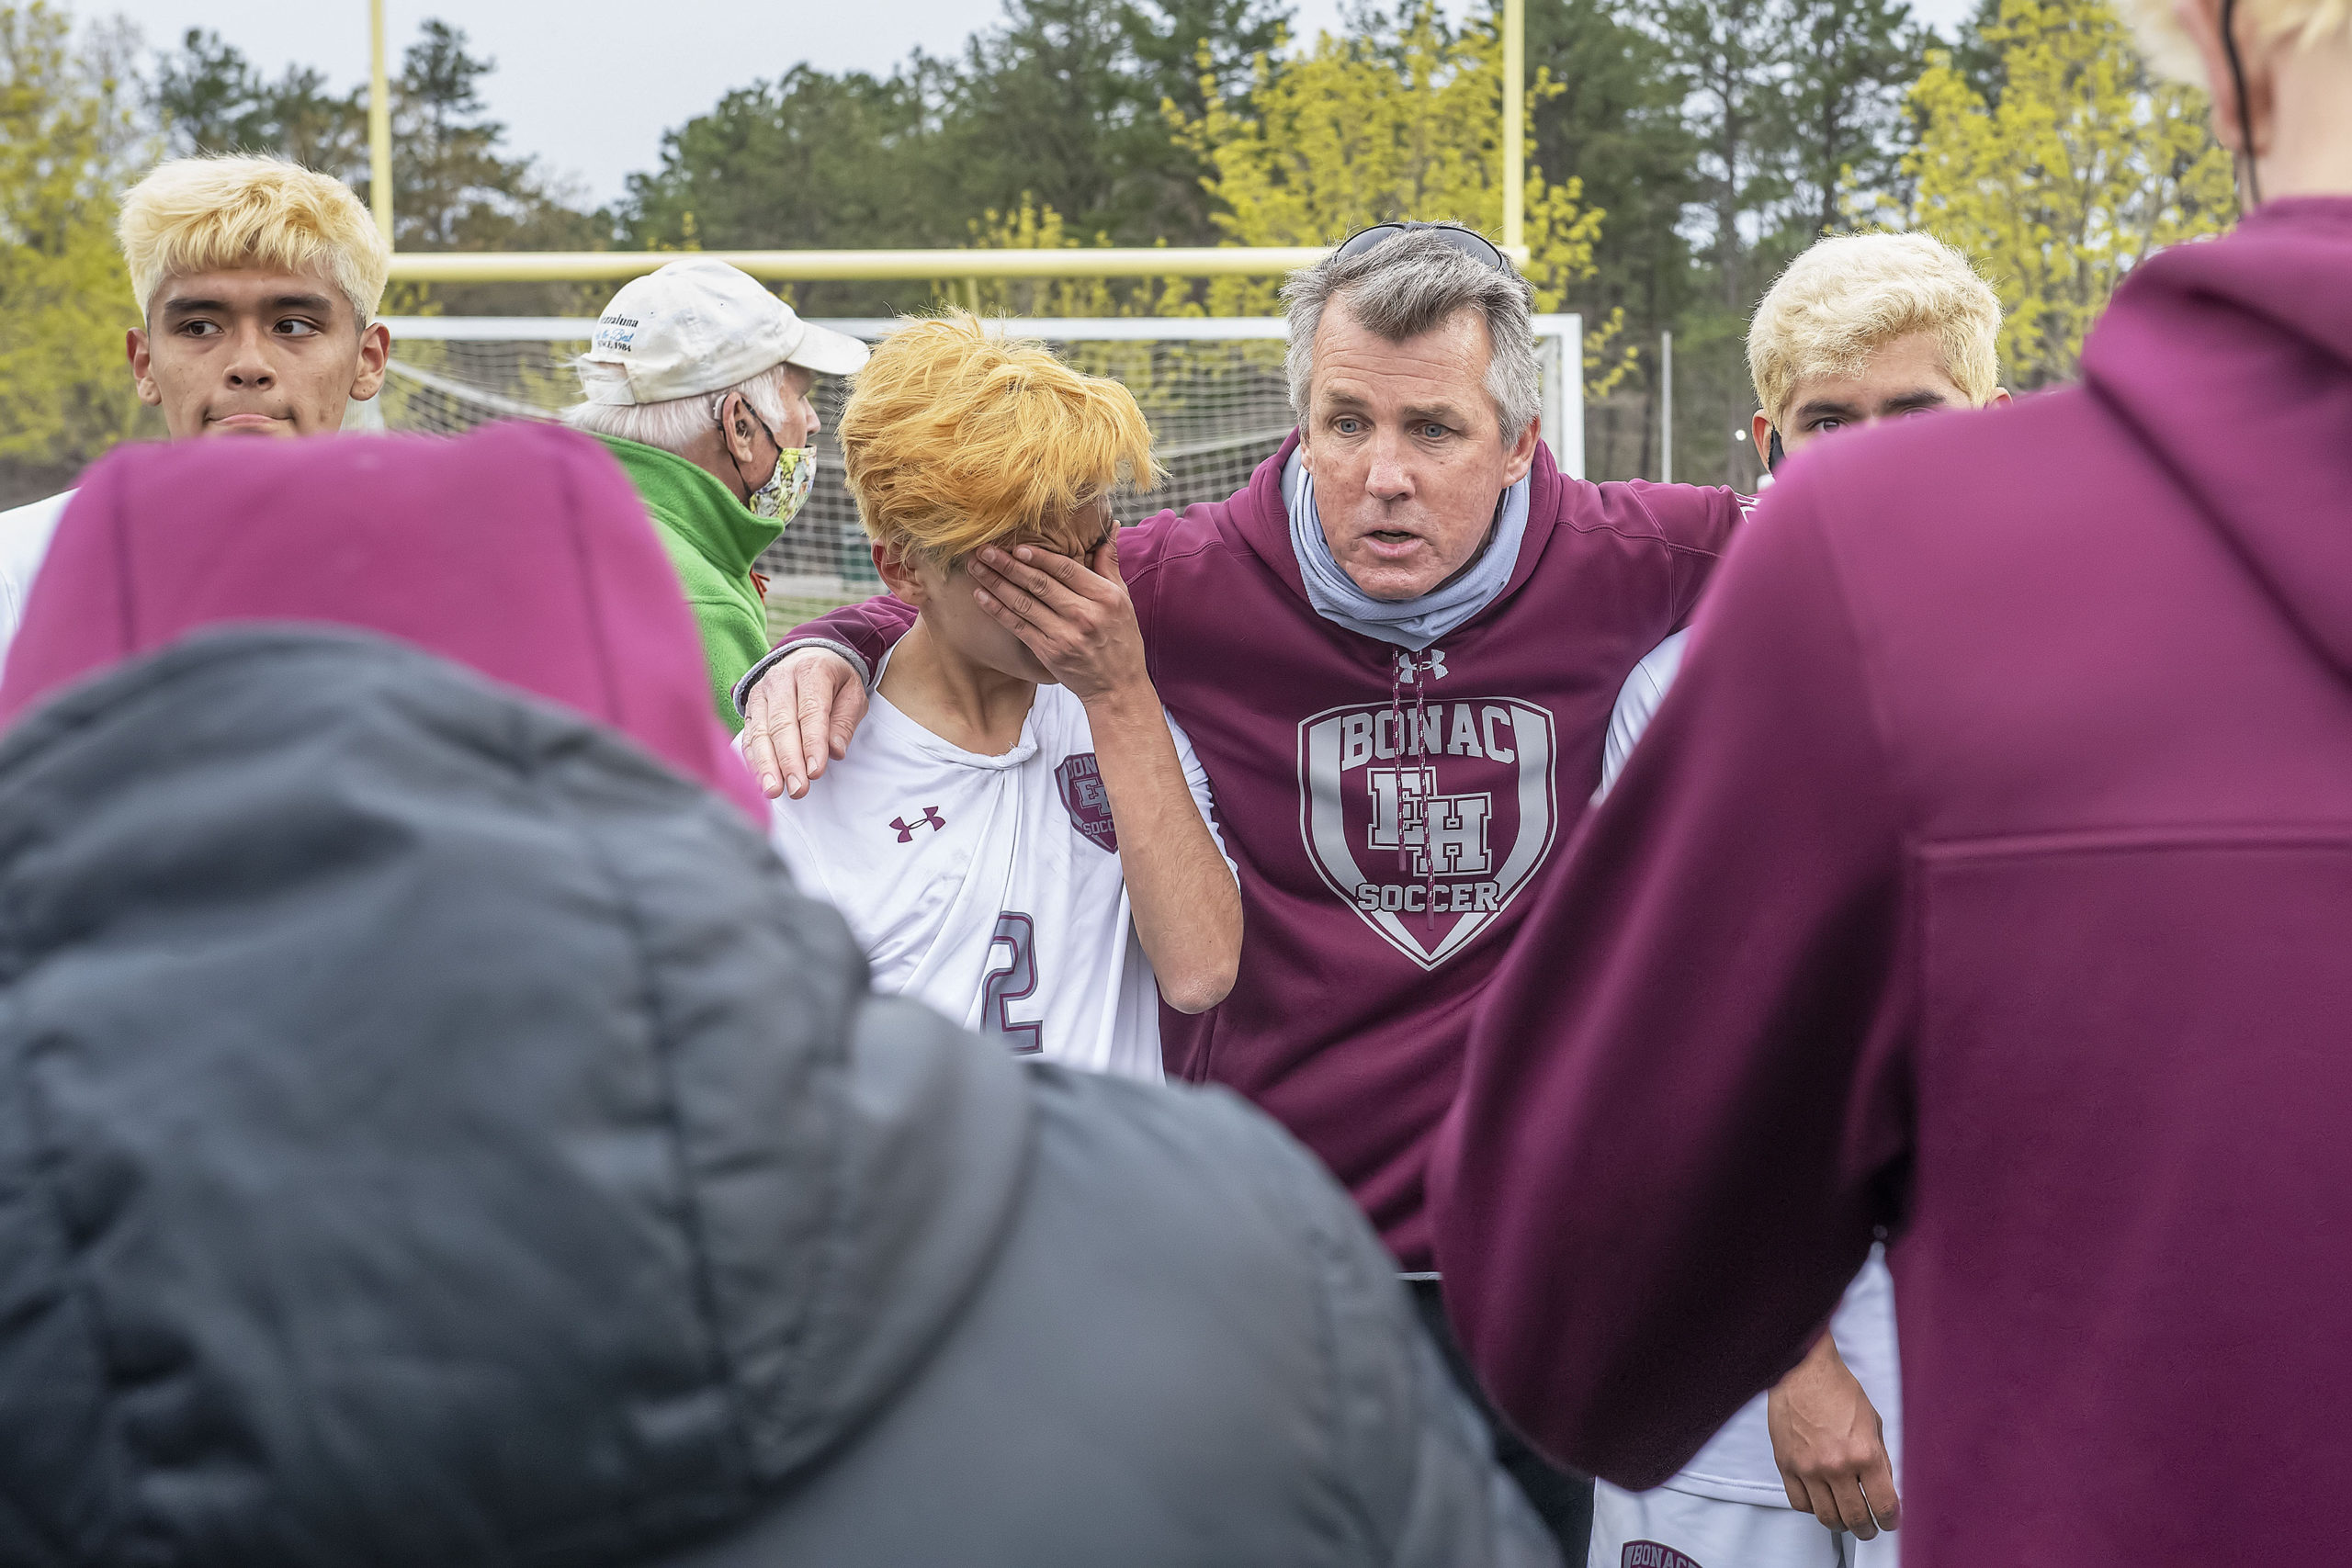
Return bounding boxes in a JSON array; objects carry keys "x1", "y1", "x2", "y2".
[
  {"x1": 1589, "y1": 231, "x2": 2009, "y2": 1568},
  {"x1": 765, "y1": 313, "x2": 1239, "y2": 1079},
  {"x1": 0, "y1": 155, "x2": 390, "y2": 669}
]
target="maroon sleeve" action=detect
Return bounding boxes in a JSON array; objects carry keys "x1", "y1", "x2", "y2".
[
  {"x1": 1650, "y1": 480, "x2": 1749, "y2": 629},
  {"x1": 1427, "y1": 472, "x2": 1915, "y2": 1488},
  {"x1": 775, "y1": 593, "x2": 919, "y2": 684}
]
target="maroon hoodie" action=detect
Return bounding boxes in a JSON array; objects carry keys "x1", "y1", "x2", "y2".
[
  {"x1": 1430, "y1": 198, "x2": 2352, "y2": 1563},
  {"x1": 0, "y1": 421, "x2": 763, "y2": 819},
  {"x1": 781, "y1": 434, "x2": 1740, "y2": 1266}
]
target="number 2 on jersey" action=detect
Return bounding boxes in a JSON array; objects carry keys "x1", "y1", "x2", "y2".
[{"x1": 980, "y1": 911, "x2": 1042, "y2": 1055}]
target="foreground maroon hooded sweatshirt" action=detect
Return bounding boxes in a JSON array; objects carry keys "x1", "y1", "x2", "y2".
[
  {"x1": 0, "y1": 421, "x2": 763, "y2": 820},
  {"x1": 781, "y1": 434, "x2": 1740, "y2": 1267},
  {"x1": 1430, "y1": 198, "x2": 2352, "y2": 1563}
]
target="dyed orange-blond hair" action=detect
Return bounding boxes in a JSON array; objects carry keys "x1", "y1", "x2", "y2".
[{"x1": 839, "y1": 312, "x2": 1161, "y2": 564}]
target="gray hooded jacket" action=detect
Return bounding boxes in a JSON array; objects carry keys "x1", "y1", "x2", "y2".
[{"x1": 0, "y1": 628, "x2": 1553, "y2": 1568}]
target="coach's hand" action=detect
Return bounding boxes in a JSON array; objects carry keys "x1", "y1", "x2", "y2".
[
  {"x1": 1768, "y1": 1333, "x2": 1901, "y2": 1540},
  {"x1": 741, "y1": 648, "x2": 869, "y2": 800},
  {"x1": 967, "y1": 535, "x2": 1148, "y2": 706}
]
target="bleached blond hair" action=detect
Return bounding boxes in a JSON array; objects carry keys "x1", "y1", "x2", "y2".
[
  {"x1": 1747, "y1": 232, "x2": 2002, "y2": 429},
  {"x1": 118, "y1": 155, "x2": 389, "y2": 326},
  {"x1": 840, "y1": 312, "x2": 1162, "y2": 565},
  {"x1": 2112, "y1": 0, "x2": 2352, "y2": 85}
]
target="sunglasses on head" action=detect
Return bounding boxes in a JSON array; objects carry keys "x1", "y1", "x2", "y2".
[{"x1": 1333, "y1": 221, "x2": 1513, "y2": 273}]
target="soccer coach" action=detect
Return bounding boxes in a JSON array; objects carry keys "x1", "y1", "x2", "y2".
[{"x1": 736, "y1": 224, "x2": 1748, "y2": 1548}]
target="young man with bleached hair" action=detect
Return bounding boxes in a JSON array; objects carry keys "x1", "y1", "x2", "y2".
[
  {"x1": 1586, "y1": 231, "x2": 2007, "y2": 1568},
  {"x1": 0, "y1": 154, "x2": 391, "y2": 670},
  {"x1": 765, "y1": 312, "x2": 1239, "y2": 1080},
  {"x1": 564, "y1": 257, "x2": 868, "y2": 728}
]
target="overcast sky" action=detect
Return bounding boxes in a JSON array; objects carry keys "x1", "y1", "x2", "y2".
[{"x1": 88, "y1": 0, "x2": 1981, "y2": 209}]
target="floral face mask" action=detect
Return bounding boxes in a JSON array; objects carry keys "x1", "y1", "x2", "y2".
[
  {"x1": 723, "y1": 396, "x2": 814, "y2": 525},
  {"x1": 752, "y1": 444, "x2": 814, "y2": 525}
]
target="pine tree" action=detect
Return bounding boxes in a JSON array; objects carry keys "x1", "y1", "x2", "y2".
[
  {"x1": 153, "y1": 28, "x2": 366, "y2": 175},
  {"x1": 1652, "y1": 0, "x2": 1784, "y2": 313},
  {"x1": 1778, "y1": 0, "x2": 1920, "y2": 239}
]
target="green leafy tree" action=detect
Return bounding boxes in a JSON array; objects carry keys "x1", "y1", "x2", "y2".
[
  {"x1": 622, "y1": 63, "x2": 956, "y2": 316},
  {"x1": 0, "y1": 1, "x2": 153, "y2": 500},
  {"x1": 1900, "y1": 0, "x2": 2233, "y2": 386},
  {"x1": 1174, "y1": 3, "x2": 1603, "y2": 316},
  {"x1": 1129, "y1": 0, "x2": 1290, "y2": 124},
  {"x1": 1943, "y1": 0, "x2": 2010, "y2": 105},
  {"x1": 944, "y1": 0, "x2": 1163, "y2": 241},
  {"x1": 923, "y1": 0, "x2": 1294, "y2": 244},
  {"x1": 621, "y1": 0, "x2": 1291, "y2": 309},
  {"x1": 1123, "y1": 0, "x2": 1292, "y2": 241}
]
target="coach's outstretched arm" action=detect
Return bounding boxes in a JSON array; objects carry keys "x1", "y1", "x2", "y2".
[
  {"x1": 734, "y1": 592, "x2": 912, "y2": 798},
  {"x1": 1427, "y1": 468, "x2": 1914, "y2": 1488}
]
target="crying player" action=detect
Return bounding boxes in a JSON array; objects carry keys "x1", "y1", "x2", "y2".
[{"x1": 764, "y1": 313, "x2": 1239, "y2": 1079}]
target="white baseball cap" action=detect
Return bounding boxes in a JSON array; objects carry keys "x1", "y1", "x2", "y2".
[{"x1": 579, "y1": 257, "x2": 869, "y2": 406}]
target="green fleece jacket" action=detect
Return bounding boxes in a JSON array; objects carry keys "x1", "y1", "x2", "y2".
[{"x1": 595, "y1": 434, "x2": 778, "y2": 732}]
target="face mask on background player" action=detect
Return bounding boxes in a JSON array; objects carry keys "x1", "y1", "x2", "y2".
[{"x1": 722, "y1": 397, "x2": 814, "y2": 525}]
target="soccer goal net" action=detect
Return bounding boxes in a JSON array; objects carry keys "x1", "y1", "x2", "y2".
[{"x1": 375, "y1": 313, "x2": 1583, "y2": 627}]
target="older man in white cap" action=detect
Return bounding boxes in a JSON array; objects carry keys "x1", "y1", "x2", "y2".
[{"x1": 565, "y1": 257, "x2": 867, "y2": 728}]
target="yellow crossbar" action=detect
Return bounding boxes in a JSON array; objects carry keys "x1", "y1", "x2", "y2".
[{"x1": 384, "y1": 244, "x2": 1532, "y2": 285}]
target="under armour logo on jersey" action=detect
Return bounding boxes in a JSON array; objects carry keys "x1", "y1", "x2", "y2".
[
  {"x1": 888, "y1": 807, "x2": 946, "y2": 842},
  {"x1": 1395, "y1": 649, "x2": 1449, "y2": 682}
]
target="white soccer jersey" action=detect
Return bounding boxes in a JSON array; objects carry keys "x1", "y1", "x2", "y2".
[
  {"x1": 0, "y1": 490, "x2": 71, "y2": 677},
  {"x1": 767, "y1": 668, "x2": 1231, "y2": 1081}
]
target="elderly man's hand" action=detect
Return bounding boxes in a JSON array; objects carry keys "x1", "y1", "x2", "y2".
[
  {"x1": 966, "y1": 536, "x2": 1148, "y2": 707},
  {"x1": 1768, "y1": 1333, "x2": 1900, "y2": 1540},
  {"x1": 741, "y1": 648, "x2": 869, "y2": 800}
]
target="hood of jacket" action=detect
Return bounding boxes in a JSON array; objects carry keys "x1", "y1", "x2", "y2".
[
  {"x1": 0, "y1": 628, "x2": 1033, "y2": 1567},
  {"x1": 0, "y1": 421, "x2": 763, "y2": 819},
  {"x1": 2081, "y1": 197, "x2": 2352, "y2": 680}
]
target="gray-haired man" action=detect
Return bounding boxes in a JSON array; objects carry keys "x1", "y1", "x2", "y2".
[{"x1": 733, "y1": 224, "x2": 1749, "y2": 1553}]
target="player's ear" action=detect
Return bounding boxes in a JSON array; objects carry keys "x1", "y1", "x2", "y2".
[{"x1": 875, "y1": 540, "x2": 927, "y2": 609}]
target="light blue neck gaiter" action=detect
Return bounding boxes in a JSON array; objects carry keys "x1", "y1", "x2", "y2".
[{"x1": 1283, "y1": 447, "x2": 1531, "y2": 652}]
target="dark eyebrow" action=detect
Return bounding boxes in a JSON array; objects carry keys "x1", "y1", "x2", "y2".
[
  {"x1": 1793, "y1": 397, "x2": 1864, "y2": 423},
  {"x1": 159, "y1": 292, "x2": 337, "y2": 319},
  {"x1": 1400, "y1": 401, "x2": 1473, "y2": 427},
  {"x1": 1875, "y1": 389, "x2": 1953, "y2": 415}
]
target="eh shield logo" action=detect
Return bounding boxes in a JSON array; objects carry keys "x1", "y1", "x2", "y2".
[
  {"x1": 1297, "y1": 697, "x2": 1558, "y2": 969},
  {"x1": 1056, "y1": 752, "x2": 1118, "y2": 853}
]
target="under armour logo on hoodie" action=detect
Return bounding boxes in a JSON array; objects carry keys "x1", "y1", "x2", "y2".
[
  {"x1": 889, "y1": 807, "x2": 946, "y2": 842},
  {"x1": 1395, "y1": 649, "x2": 1449, "y2": 682}
]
